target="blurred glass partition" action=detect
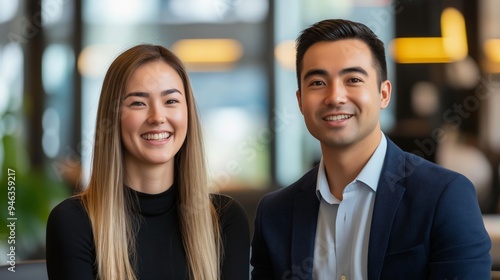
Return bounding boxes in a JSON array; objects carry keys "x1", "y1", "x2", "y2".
[
  {"x1": 274, "y1": 0, "x2": 396, "y2": 186},
  {"x1": 80, "y1": 0, "x2": 271, "y2": 190}
]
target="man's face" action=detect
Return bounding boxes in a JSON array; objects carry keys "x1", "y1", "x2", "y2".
[{"x1": 296, "y1": 39, "x2": 391, "y2": 150}]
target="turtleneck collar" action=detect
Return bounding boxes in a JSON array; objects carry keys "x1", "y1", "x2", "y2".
[{"x1": 126, "y1": 183, "x2": 178, "y2": 216}]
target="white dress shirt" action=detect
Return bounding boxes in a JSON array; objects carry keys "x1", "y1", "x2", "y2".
[{"x1": 313, "y1": 135, "x2": 387, "y2": 280}]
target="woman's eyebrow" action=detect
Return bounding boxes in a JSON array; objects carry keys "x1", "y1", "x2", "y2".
[
  {"x1": 161, "y1": 88, "x2": 182, "y2": 95},
  {"x1": 123, "y1": 92, "x2": 149, "y2": 100},
  {"x1": 123, "y1": 88, "x2": 182, "y2": 100}
]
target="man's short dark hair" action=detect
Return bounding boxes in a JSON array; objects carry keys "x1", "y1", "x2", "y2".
[{"x1": 295, "y1": 19, "x2": 388, "y2": 91}]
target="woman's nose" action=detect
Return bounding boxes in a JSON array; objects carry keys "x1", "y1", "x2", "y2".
[{"x1": 147, "y1": 105, "x2": 165, "y2": 124}]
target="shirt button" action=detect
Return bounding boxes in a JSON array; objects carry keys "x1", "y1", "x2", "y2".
[{"x1": 341, "y1": 274, "x2": 346, "y2": 280}]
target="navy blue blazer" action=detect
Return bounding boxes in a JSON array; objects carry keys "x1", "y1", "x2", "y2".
[{"x1": 251, "y1": 138, "x2": 492, "y2": 280}]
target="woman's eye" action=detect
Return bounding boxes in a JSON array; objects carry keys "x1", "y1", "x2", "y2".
[
  {"x1": 166, "y1": 99, "x2": 178, "y2": 105},
  {"x1": 130, "y1": 101, "x2": 145, "y2": 106}
]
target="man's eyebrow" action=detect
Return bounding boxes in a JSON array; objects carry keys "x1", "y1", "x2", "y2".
[
  {"x1": 302, "y1": 69, "x2": 329, "y2": 81},
  {"x1": 302, "y1": 67, "x2": 368, "y2": 82},
  {"x1": 339, "y1": 66, "x2": 368, "y2": 77}
]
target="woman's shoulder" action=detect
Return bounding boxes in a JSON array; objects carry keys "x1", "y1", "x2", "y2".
[
  {"x1": 50, "y1": 195, "x2": 86, "y2": 214},
  {"x1": 210, "y1": 193, "x2": 243, "y2": 214},
  {"x1": 210, "y1": 193, "x2": 235, "y2": 207},
  {"x1": 210, "y1": 194, "x2": 248, "y2": 226},
  {"x1": 46, "y1": 196, "x2": 96, "y2": 278},
  {"x1": 47, "y1": 196, "x2": 90, "y2": 230}
]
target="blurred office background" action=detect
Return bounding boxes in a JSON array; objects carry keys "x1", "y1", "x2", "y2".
[{"x1": 1, "y1": 0, "x2": 500, "y2": 269}]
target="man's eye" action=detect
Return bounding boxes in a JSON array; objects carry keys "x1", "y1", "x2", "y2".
[
  {"x1": 310, "y1": 81, "x2": 325, "y2": 86},
  {"x1": 348, "y1": 78, "x2": 362, "y2": 83}
]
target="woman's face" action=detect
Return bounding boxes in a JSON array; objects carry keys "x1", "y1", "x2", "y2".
[{"x1": 120, "y1": 60, "x2": 188, "y2": 168}]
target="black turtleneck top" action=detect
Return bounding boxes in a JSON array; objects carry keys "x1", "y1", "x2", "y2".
[{"x1": 46, "y1": 184, "x2": 250, "y2": 280}]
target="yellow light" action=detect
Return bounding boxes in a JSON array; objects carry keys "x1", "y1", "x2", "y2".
[
  {"x1": 441, "y1": 7, "x2": 468, "y2": 60},
  {"x1": 391, "y1": 38, "x2": 451, "y2": 63},
  {"x1": 274, "y1": 40, "x2": 296, "y2": 70},
  {"x1": 484, "y1": 39, "x2": 500, "y2": 63},
  {"x1": 171, "y1": 39, "x2": 243, "y2": 71},
  {"x1": 391, "y1": 7, "x2": 467, "y2": 64}
]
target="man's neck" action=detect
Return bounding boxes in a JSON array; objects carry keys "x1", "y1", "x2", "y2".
[{"x1": 321, "y1": 131, "x2": 382, "y2": 200}]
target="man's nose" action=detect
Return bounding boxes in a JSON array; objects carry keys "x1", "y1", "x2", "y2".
[{"x1": 324, "y1": 83, "x2": 347, "y2": 106}]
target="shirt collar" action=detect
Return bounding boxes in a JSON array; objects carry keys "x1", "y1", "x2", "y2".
[
  {"x1": 357, "y1": 134, "x2": 387, "y2": 191},
  {"x1": 316, "y1": 158, "x2": 341, "y2": 204},
  {"x1": 316, "y1": 133, "x2": 388, "y2": 203}
]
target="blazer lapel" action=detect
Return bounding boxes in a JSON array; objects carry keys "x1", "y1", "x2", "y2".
[
  {"x1": 368, "y1": 139, "x2": 406, "y2": 280},
  {"x1": 291, "y1": 167, "x2": 320, "y2": 280}
]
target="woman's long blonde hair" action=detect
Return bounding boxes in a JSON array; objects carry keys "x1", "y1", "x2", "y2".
[{"x1": 80, "y1": 44, "x2": 220, "y2": 280}]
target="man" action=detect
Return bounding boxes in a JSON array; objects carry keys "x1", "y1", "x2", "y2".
[{"x1": 251, "y1": 19, "x2": 491, "y2": 280}]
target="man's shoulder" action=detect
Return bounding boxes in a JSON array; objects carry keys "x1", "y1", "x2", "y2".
[
  {"x1": 384, "y1": 139, "x2": 472, "y2": 188},
  {"x1": 402, "y1": 149, "x2": 465, "y2": 180}
]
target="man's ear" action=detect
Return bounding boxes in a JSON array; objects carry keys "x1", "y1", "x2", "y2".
[
  {"x1": 380, "y1": 80, "x2": 392, "y2": 109},
  {"x1": 295, "y1": 89, "x2": 302, "y2": 113},
  {"x1": 296, "y1": 89, "x2": 303, "y2": 114}
]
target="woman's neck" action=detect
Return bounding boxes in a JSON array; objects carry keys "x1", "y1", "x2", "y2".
[{"x1": 123, "y1": 157, "x2": 175, "y2": 194}]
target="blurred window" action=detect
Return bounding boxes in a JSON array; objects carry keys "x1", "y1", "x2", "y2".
[
  {"x1": 274, "y1": 0, "x2": 396, "y2": 186},
  {"x1": 80, "y1": 0, "x2": 271, "y2": 190}
]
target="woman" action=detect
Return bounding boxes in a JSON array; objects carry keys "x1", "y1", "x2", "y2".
[{"x1": 46, "y1": 44, "x2": 250, "y2": 280}]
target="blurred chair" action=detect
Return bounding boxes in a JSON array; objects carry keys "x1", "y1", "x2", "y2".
[
  {"x1": 0, "y1": 260, "x2": 47, "y2": 280},
  {"x1": 435, "y1": 127, "x2": 493, "y2": 212}
]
